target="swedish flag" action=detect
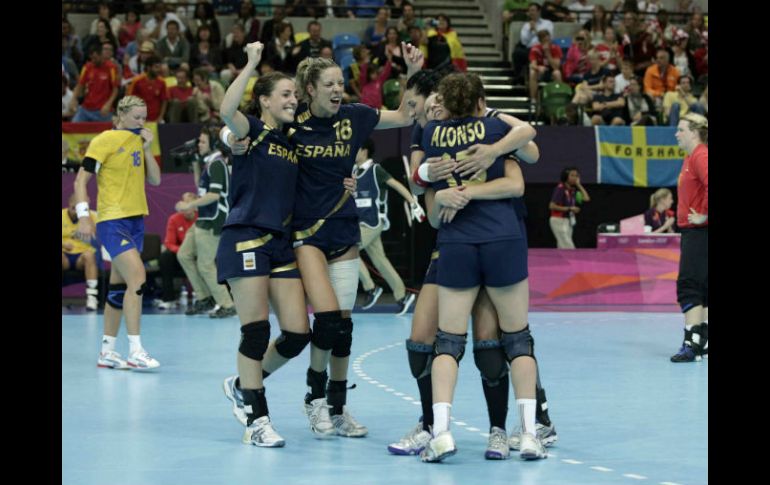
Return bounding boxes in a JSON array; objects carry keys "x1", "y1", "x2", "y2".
[{"x1": 596, "y1": 126, "x2": 686, "y2": 187}]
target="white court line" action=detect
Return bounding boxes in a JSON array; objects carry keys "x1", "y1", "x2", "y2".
[
  {"x1": 402, "y1": 396, "x2": 414, "y2": 401},
  {"x1": 659, "y1": 482, "x2": 684, "y2": 485},
  {"x1": 466, "y1": 427, "x2": 480, "y2": 432},
  {"x1": 591, "y1": 466, "x2": 613, "y2": 472},
  {"x1": 623, "y1": 474, "x2": 647, "y2": 480},
  {"x1": 394, "y1": 392, "x2": 404, "y2": 396},
  {"x1": 562, "y1": 459, "x2": 583, "y2": 465}
]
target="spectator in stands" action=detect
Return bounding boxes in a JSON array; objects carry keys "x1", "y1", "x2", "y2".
[
  {"x1": 583, "y1": 4, "x2": 609, "y2": 45},
  {"x1": 643, "y1": 48, "x2": 679, "y2": 109},
  {"x1": 677, "y1": 0, "x2": 700, "y2": 14},
  {"x1": 84, "y1": 18, "x2": 119, "y2": 59},
  {"x1": 62, "y1": 18, "x2": 83, "y2": 68},
  {"x1": 90, "y1": 2, "x2": 121, "y2": 39},
  {"x1": 595, "y1": 26, "x2": 623, "y2": 74},
  {"x1": 622, "y1": 11, "x2": 656, "y2": 76},
  {"x1": 625, "y1": 76, "x2": 657, "y2": 125},
  {"x1": 345, "y1": 45, "x2": 370, "y2": 102},
  {"x1": 286, "y1": 0, "x2": 325, "y2": 17},
  {"x1": 192, "y1": 67, "x2": 225, "y2": 122},
  {"x1": 127, "y1": 55, "x2": 168, "y2": 123},
  {"x1": 365, "y1": 7, "x2": 391, "y2": 46},
  {"x1": 504, "y1": 0, "x2": 531, "y2": 25},
  {"x1": 259, "y1": 6, "x2": 285, "y2": 45},
  {"x1": 426, "y1": 14, "x2": 467, "y2": 71},
  {"x1": 227, "y1": 1, "x2": 260, "y2": 47},
  {"x1": 611, "y1": 0, "x2": 638, "y2": 18},
  {"x1": 70, "y1": 45, "x2": 119, "y2": 123},
  {"x1": 698, "y1": 84, "x2": 707, "y2": 116},
  {"x1": 685, "y1": 12, "x2": 707, "y2": 53},
  {"x1": 263, "y1": 21, "x2": 298, "y2": 74},
  {"x1": 376, "y1": 27, "x2": 408, "y2": 79},
  {"x1": 386, "y1": 0, "x2": 406, "y2": 18},
  {"x1": 188, "y1": 1, "x2": 222, "y2": 46},
  {"x1": 542, "y1": 0, "x2": 572, "y2": 22},
  {"x1": 663, "y1": 75, "x2": 705, "y2": 126},
  {"x1": 408, "y1": 25, "x2": 428, "y2": 62},
  {"x1": 571, "y1": 49, "x2": 609, "y2": 109},
  {"x1": 62, "y1": 75, "x2": 76, "y2": 121},
  {"x1": 549, "y1": 167, "x2": 590, "y2": 249},
  {"x1": 569, "y1": 0, "x2": 595, "y2": 24},
  {"x1": 118, "y1": 9, "x2": 142, "y2": 49},
  {"x1": 692, "y1": 33, "x2": 707, "y2": 81},
  {"x1": 647, "y1": 9, "x2": 677, "y2": 50},
  {"x1": 157, "y1": 20, "x2": 190, "y2": 74},
  {"x1": 189, "y1": 25, "x2": 223, "y2": 75},
  {"x1": 62, "y1": 139, "x2": 80, "y2": 173},
  {"x1": 636, "y1": 0, "x2": 662, "y2": 18},
  {"x1": 645, "y1": 188, "x2": 675, "y2": 233},
  {"x1": 360, "y1": 59, "x2": 393, "y2": 109},
  {"x1": 156, "y1": 192, "x2": 198, "y2": 309},
  {"x1": 62, "y1": 193, "x2": 100, "y2": 311},
  {"x1": 591, "y1": 74, "x2": 626, "y2": 125},
  {"x1": 144, "y1": 0, "x2": 187, "y2": 41},
  {"x1": 319, "y1": 45, "x2": 334, "y2": 60},
  {"x1": 528, "y1": 30, "x2": 563, "y2": 101},
  {"x1": 177, "y1": 127, "x2": 236, "y2": 319},
  {"x1": 62, "y1": 37, "x2": 80, "y2": 89},
  {"x1": 221, "y1": 24, "x2": 250, "y2": 85},
  {"x1": 614, "y1": 59, "x2": 635, "y2": 94},
  {"x1": 167, "y1": 68, "x2": 197, "y2": 123},
  {"x1": 670, "y1": 30, "x2": 693, "y2": 78},
  {"x1": 293, "y1": 20, "x2": 333, "y2": 65},
  {"x1": 563, "y1": 29, "x2": 592, "y2": 83},
  {"x1": 123, "y1": 27, "x2": 147, "y2": 61},
  {"x1": 348, "y1": 0, "x2": 386, "y2": 18},
  {"x1": 123, "y1": 40, "x2": 155, "y2": 87},
  {"x1": 513, "y1": 3, "x2": 554, "y2": 83},
  {"x1": 101, "y1": 42, "x2": 123, "y2": 79},
  {"x1": 398, "y1": 2, "x2": 425, "y2": 41}
]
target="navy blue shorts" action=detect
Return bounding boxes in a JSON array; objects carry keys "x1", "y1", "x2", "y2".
[
  {"x1": 292, "y1": 217, "x2": 361, "y2": 260},
  {"x1": 65, "y1": 253, "x2": 82, "y2": 268},
  {"x1": 96, "y1": 216, "x2": 144, "y2": 259},
  {"x1": 422, "y1": 248, "x2": 440, "y2": 285},
  {"x1": 217, "y1": 226, "x2": 299, "y2": 284},
  {"x1": 436, "y1": 238, "x2": 528, "y2": 288}
]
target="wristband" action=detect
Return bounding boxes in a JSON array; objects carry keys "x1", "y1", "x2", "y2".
[
  {"x1": 75, "y1": 202, "x2": 90, "y2": 219},
  {"x1": 220, "y1": 126, "x2": 233, "y2": 147}
]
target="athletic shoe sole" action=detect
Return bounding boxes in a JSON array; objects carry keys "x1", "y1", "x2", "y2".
[
  {"x1": 127, "y1": 363, "x2": 160, "y2": 371},
  {"x1": 387, "y1": 445, "x2": 425, "y2": 455},
  {"x1": 485, "y1": 450, "x2": 509, "y2": 460},
  {"x1": 422, "y1": 447, "x2": 457, "y2": 463}
]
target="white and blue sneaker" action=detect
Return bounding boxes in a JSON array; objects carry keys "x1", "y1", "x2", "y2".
[
  {"x1": 388, "y1": 421, "x2": 432, "y2": 455},
  {"x1": 223, "y1": 376, "x2": 248, "y2": 426},
  {"x1": 242, "y1": 415, "x2": 285, "y2": 447},
  {"x1": 420, "y1": 431, "x2": 457, "y2": 463},
  {"x1": 97, "y1": 350, "x2": 129, "y2": 370}
]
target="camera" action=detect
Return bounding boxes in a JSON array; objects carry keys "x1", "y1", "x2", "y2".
[{"x1": 169, "y1": 138, "x2": 198, "y2": 158}]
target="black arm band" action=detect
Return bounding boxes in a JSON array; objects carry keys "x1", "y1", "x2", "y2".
[{"x1": 81, "y1": 157, "x2": 98, "y2": 173}]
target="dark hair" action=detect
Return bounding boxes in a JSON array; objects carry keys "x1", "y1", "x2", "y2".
[
  {"x1": 403, "y1": 1, "x2": 413, "y2": 10},
  {"x1": 437, "y1": 14, "x2": 451, "y2": 29},
  {"x1": 307, "y1": 20, "x2": 321, "y2": 30},
  {"x1": 529, "y1": 2, "x2": 541, "y2": 11},
  {"x1": 437, "y1": 72, "x2": 485, "y2": 118},
  {"x1": 406, "y1": 69, "x2": 442, "y2": 98},
  {"x1": 352, "y1": 45, "x2": 367, "y2": 61},
  {"x1": 166, "y1": 19, "x2": 180, "y2": 30},
  {"x1": 247, "y1": 71, "x2": 295, "y2": 116},
  {"x1": 385, "y1": 26, "x2": 400, "y2": 43},
  {"x1": 194, "y1": 1, "x2": 215, "y2": 21},
  {"x1": 560, "y1": 167, "x2": 579, "y2": 183},
  {"x1": 362, "y1": 138, "x2": 375, "y2": 158},
  {"x1": 273, "y1": 21, "x2": 292, "y2": 39},
  {"x1": 603, "y1": 73, "x2": 614, "y2": 81},
  {"x1": 145, "y1": 55, "x2": 162, "y2": 66},
  {"x1": 193, "y1": 67, "x2": 210, "y2": 81}
]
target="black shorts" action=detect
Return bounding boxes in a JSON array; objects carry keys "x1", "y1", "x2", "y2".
[
  {"x1": 292, "y1": 217, "x2": 361, "y2": 260},
  {"x1": 436, "y1": 238, "x2": 528, "y2": 288},
  {"x1": 216, "y1": 226, "x2": 299, "y2": 284},
  {"x1": 677, "y1": 227, "x2": 708, "y2": 311}
]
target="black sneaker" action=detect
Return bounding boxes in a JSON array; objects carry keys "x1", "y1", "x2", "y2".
[
  {"x1": 361, "y1": 286, "x2": 383, "y2": 310},
  {"x1": 696, "y1": 324, "x2": 708, "y2": 359},
  {"x1": 210, "y1": 305, "x2": 237, "y2": 318},
  {"x1": 396, "y1": 293, "x2": 416, "y2": 316},
  {"x1": 670, "y1": 327, "x2": 702, "y2": 363},
  {"x1": 185, "y1": 296, "x2": 215, "y2": 315}
]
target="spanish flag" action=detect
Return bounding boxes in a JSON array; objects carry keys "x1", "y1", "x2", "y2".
[
  {"x1": 596, "y1": 126, "x2": 686, "y2": 187},
  {"x1": 62, "y1": 121, "x2": 162, "y2": 165}
]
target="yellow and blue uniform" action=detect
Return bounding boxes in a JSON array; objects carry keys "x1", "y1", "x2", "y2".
[
  {"x1": 85, "y1": 128, "x2": 148, "y2": 259},
  {"x1": 423, "y1": 116, "x2": 526, "y2": 288},
  {"x1": 290, "y1": 103, "x2": 381, "y2": 259},
  {"x1": 216, "y1": 116, "x2": 300, "y2": 282},
  {"x1": 62, "y1": 208, "x2": 98, "y2": 267}
]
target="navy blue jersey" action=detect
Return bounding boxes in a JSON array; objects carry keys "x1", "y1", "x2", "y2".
[
  {"x1": 410, "y1": 123, "x2": 424, "y2": 153},
  {"x1": 513, "y1": 197, "x2": 527, "y2": 220},
  {"x1": 289, "y1": 103, "x2": 381, "y2": 222},
  {"x1": 224, "y1": 116, "x2": 299, "y2": 234},
  {"x1": 423, "y1": 116, "x2": 522, "y2": 244}
]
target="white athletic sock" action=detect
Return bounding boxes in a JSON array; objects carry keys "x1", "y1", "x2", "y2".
[
  {"x1": 432, "y1": 402, "x2": 451, "y2": 435},
  {"x1": 517, "y1": 399, "x2": 537, "y2": 437},
  {"x1": 86, "y1": 279, "x2": 98, "y2": 289},
  {"x1": 684, "y1": 324, "x2": 693, "y2": 331},
  {"x1": 101, "y1": 335, "x2": 117, "y2": 353},
  {"x1": 128, "y1": 335, "x2": 143, "y2": 354}
]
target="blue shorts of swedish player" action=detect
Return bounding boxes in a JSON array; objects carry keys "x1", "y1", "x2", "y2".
[
  {"x1": 436, "y1": 238, "x2": 528, "y2": 288},
  {"x1": 292, "y1": 216, "x2": 361, "y2": 260},
  {"x1": 422, "y1": 249, "x2": 440, "y2": 285},
  {"x1": 96, "y1": 216, "x2": 145, "y2": 259},
  {"x1": 64, "y1": 253, "x2": 82, "y2": 268},
  {"x1": 216, "y1": 225, "x2": 299, "y2": 284}
]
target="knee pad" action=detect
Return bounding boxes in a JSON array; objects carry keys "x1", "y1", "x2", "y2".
[
  {"x1": 328, "y1": 258, "x2": 360, "y2": 310},
  {"x1": 239, "y1": 321, "x2": 271, "y2": 361},
  {"x1": 434, "y1": 330, "x2": 467, "y2": 363},
  {"x1": 331, "y1": 318, "x2": 353, "y2": 358},
  {"x1": 501, "y1": 326, "x2": 534, "y2": 362},
  {"x1": 406, "y1": 339, "x2": 434, "y2": 379},
  {"x1": 135, "y1": 282, "x2": 148, "y2": 296},
  {"x1": 106, "y1": 283, "x2": 127, "y2": 309},
  {"x1": 473, "y1": 340, "x2": 509, "y2": 387},
  {"x1": 310, "y1": 311, "x2": 343, "y2": 351},
  {"x1": 275, "y1": 330, "x2": 311, "y2": 359}
]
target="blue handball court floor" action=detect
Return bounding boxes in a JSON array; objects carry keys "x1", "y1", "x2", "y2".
[{"x1": 62, "y1": 307, "x2": 707, "y2": 485}]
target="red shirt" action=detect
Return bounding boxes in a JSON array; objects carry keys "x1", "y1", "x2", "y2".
[
  {"x1": 550, "y1": 182, "x2": 576, "y2": 218},
  {"x1": 128, "y1": 74, "x2": 168, "y2": 121},
  {"x1": 677, "y1": 143, "x2": 708, "y2": 228},
  {"x1": 164, "y1": 212, "x2": 196, "y2": 253},
  {"x1": 529, "y1": 43, "x2": 563, "y2": 67},
  {"x1": 78, "y1": 60, "x2": 119, "y2": 110},
  {"x1": 168, "y1": 85, "x2": 194, "y2": 102}
]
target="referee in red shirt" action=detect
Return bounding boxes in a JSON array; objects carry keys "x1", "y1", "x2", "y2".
[{"x1": 671, "y1": 113, "x2": 708, "y2": 363}]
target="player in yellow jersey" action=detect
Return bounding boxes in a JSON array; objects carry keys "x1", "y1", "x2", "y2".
[
  {"x1": 62, "y1": 193, "x2": 99, "y2": 311},
  {"x1": 73, "y1": 95, "x2": 162, "y2": 371}
]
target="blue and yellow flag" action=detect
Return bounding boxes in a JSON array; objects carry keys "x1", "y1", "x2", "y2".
[{"x1": 596, "y1": 126, "x2": 685, "y2": 187}]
